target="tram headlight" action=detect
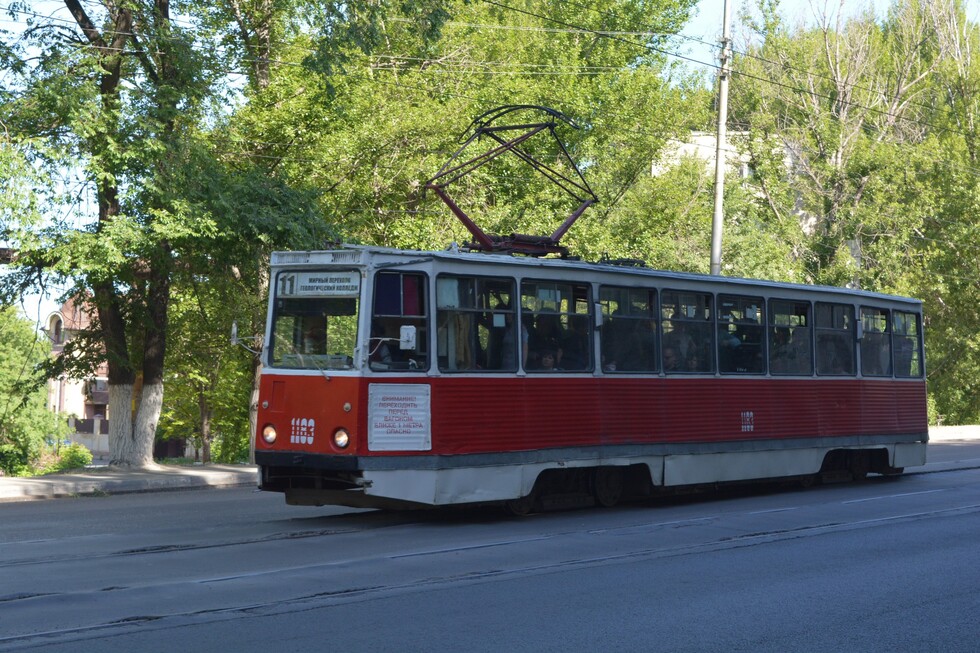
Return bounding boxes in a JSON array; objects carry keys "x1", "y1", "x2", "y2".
[
  {"x1": 261, "y1": 424, "x2": 277, "y2": 444},
  {"x1": 333, "y1": 428, "x2": 350, "y2": 450}
]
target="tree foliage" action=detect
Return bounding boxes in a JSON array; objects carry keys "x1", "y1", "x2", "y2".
[
  {"x1": 159, "y1": 278, "x2": 256, "y2": 464},
  {"x1": 0, "y1": 307, "x2": 70, "y2": 476},
  {"x1": 1, "y1": 1, "x2": 327, "y2": 465},
  {"x1": 4, "y1": 0, "x2": 980, "y2": 448},
  {"x1": 230, "y1": 0, "x2": 706, "y2": 257},
  {"x1": 730, "y1": 0, "x2": 980, "y2": 423}
]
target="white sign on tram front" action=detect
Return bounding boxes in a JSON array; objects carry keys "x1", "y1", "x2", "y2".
[
  {"x1": 277, "y1": 271, "x2": 360, "y2": 298},
  {"x1": 368, "y1": 384, "x2": 432, "y2": 451}
]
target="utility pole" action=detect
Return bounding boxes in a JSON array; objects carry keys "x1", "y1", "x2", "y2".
[{"x1": 710, "y1": 0, "x2": 733, "y2": 276}]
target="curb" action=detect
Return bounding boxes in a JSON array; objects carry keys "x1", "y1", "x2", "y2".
[
  {"x1": 0, "y1": 465, "x2": 258, "y2": 503},
  {"x1": 1, "y1": 428, "x2": 977, "y2": 503}
]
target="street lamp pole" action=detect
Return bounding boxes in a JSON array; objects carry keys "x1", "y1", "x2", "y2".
[{"x1": 710, "y1": 0, "x2": 733, "y2": 276}]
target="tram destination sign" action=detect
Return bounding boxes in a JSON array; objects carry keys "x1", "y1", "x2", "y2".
[{"x1": 277, "y1": 271, "x2": 360, "y2": 298}]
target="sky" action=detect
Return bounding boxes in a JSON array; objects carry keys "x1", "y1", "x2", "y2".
[{"x1": 682, "y1": 0, "x2": 980, "y2": 72}]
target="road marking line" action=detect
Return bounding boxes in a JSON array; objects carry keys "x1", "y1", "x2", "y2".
[
  {"x1": 589, "y1": 516, "x2": 717, "y2": 535},
  {"x1": 748, "y1": 507, "x2": 799, "y2": 515},
  {"x1": 843, "y1": 489, "x2": 946, "y2": 504}
]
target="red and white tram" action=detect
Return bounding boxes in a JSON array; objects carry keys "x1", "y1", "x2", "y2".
[{"x1": 254, "y1": 245, "x2": 928, "y2": 510}]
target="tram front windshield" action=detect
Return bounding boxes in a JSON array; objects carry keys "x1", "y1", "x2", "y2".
[{"x1": 270, "y1": 270, "x2": 360, "y2": 370}]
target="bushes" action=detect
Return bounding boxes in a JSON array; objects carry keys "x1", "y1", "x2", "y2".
[
  {"x1": 52, "y1": 443, "x2": 93, "y2": 472},
  {"x1": 0, "y1": 444, "x2": 31, "y2": 477},
  {"x1": 0, "y1": 441, "x2": 93, "y2": 477},
  {"x1": 0, "y1": 307, "x2": 73, "y2": 475}
]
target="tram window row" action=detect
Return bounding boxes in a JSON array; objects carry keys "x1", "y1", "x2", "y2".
[{"x1": 370, "y1": 271, "x2": 924, "y2": 378}]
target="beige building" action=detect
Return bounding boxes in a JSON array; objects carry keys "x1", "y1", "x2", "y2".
[
  {"x1": 652, "y1": 131, "x2": 753, "y2": 179},
  {"x1": 44, "y1": 298, "x2": 110, "y2": 456}
]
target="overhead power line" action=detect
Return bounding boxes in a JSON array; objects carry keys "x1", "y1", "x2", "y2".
[{"x1": 4, "y1": 4, "x2": 980, "y2": 246}]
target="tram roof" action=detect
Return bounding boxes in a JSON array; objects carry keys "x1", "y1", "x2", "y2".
[{"x1": 270, "y1": 245, "x2": 921, "y2": 307}]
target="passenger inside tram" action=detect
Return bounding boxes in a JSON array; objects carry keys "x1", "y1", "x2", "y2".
[
  {"x1": 369, "y1": 321, "x2": 393, "y2": 368},
  {"x1": 536, "y1": 348, "x2": 560, "y2": 371},
  {"x1": 560, "y1": 316, "x2": 589, "y2": 370}
]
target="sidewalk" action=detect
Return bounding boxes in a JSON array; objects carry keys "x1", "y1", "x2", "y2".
[
  {"x1": 0, "y1": 427, "x2": 977, "y2": 503},
  {"x1": 927, "y1": 425, "x2": 980, "y2": 442},
  {"x1": 0, "y1": 463, "x2": 257, "y2": 503}
]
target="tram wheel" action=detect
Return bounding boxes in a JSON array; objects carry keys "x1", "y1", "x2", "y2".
[
  {"x1": 505, "y1": 494, "x2": 536, "y2": 516},
  {"x1": 593, "y1": 467, "x2": 625, "y2": 507},
  {"x1": 798, "y1": 474, "x2": 818, "y2": 489},
  {"x1": 850, "y1": 452, "x2": 871, "y2": 481}
]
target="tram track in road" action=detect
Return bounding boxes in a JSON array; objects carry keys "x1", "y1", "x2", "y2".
[
  {"x1": 3, "y1": 490, "x2": 980, "y2": 652},
  {"x1": 0, "y1": 529, "x2": 349, "y2": 570},
  {"x1": 0, "y1": 508, "x2": 431, "y2": 571},
  {"x1": 2, "y1": 468, "x2": 977, "y2": 577},
  {"x1": 7, "y1": 475, "x2": 980, "y2": 573}
]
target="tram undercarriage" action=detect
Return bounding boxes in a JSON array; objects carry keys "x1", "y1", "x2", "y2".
[{"x1": 258, "y1": 439, "x2": 926, "y2": 512}]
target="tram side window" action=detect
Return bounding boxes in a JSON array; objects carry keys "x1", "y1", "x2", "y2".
[
  {"x1": 661, "y1": 290, "x2": 714, "y2": 373},
  {"x1": 815, "y1": 303, "x2": 855, "y2": 375},
  {"x1": 599, "y1": 286, "x2": 658, "y2": 373},
  {"x1": 717, "y1": 295, "x2": 765, "y2": 374},
  {"x1": 522, "y1": 280, "x2": 592, "y2": 372},
  {"x1": 371, "y1": 271, "x2": 428, "y2": 371},
  {"x1": 860, "y1": 307, "x2": 892, "y2": 377},
  {"x1": 769, "y1": 300, "x2": 813, "y2": 375},
  {"x1": 893, "y1": 310, "x2": 923, "y2": 378},
  {"x1": 436, "y1": 275, "x2": 517, "y2": 372}
]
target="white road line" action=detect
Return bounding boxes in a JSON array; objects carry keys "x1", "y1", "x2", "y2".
[
  {"x1": 748, "y1": 507, "x2": 800, "y2": 515},
  {"x1": 589, "y1": 516, "x2": 718, "y2": 535},
  {"x1": 843, "y1": 489, "x2": 946, "y2": 504}
]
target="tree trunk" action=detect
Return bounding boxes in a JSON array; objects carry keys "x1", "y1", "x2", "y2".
[
  {"x1": 108, "y1": 383, "x2": 153, "y2": 467},
  {"x1": 133, "y1": 381, "x2": 164, "y2": 466},
  {"x1": 199, "y1": 389, "x2": 213, "y2": 464}
]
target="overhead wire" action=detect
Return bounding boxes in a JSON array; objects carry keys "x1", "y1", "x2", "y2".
[
  {"x1": 1, "y1": 0, "x2": 959, "y2": 146},
  {"x1": 2, "y1": 7, "x2": 976, "y2": 399},
  {"x1": 3, "y1": 1, "x2": 980, "y2": 272},
  {"x1": 550, "y1": 0, "x2": 972, "y2": 131},
  {"x1": 0, "y1": 5, "x2": 954, "y2": 189}
]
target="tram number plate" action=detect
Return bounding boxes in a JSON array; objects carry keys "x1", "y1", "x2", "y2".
[{"x1": 741, "y1": 410, "x2": 755, "y2": 433}]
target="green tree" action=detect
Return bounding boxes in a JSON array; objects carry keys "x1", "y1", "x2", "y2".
[
  {"x1": 0, "y1": 307, "x2": 70, "y2": 476},
  {"x1": 157, "y1": 130, "x2": 329, "y2": 463},
  {"x1": 160, "y1": 281, "x2": 254, "y2": 463},
  {"x1": 0, "y1": 1, "x2": 327, "y2": 467},
  {"x1": 729, "y1": 0, "x2": 980, "y2": 424},
  {"x1": 196, "y1": 0, "x2": 332, "y2": 456},
  {"x1": 0, "y1": 1, "x2": 217, "y2": 467},
  {"x1": 732, "y1": 0, "x2": 944, "y2": 286},
  {"x1": 913, "y1": 0, "x2": 980, "y2": 424},
  {"x1": 210, "y1": 0, "x2": 705, "y2": 446},
  {"x1": 228, "y1": 0, "x2": 704, "y2": 258}
]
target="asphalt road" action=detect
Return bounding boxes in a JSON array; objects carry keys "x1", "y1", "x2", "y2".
[{"x1": 1, "y1": 443, "x2": 978, "y2": 652}]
